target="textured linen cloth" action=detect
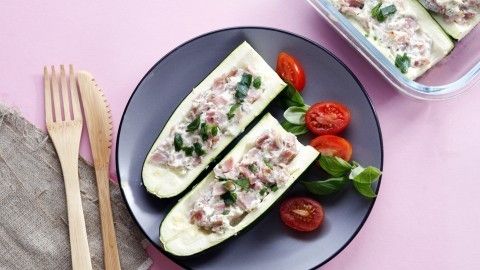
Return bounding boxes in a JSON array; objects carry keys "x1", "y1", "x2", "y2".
[{"x1": 0, "y1": 105, "x2": 152, "y2": 270}]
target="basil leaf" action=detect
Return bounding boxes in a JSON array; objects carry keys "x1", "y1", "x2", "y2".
[
  {"x1": 235, "y1": 178, "x2": 250, "y2": 190},
  {"x1": 395, "y1": 53, "x2": 410, "y2": 74},
  {"x1": 281, "y1": 84, "x2": 305, "y2": 107},
  {"x1": 227, "y1": 103, "x2": 241, "y2": 120},
  {"x1": 248, "y1": 164, "x2": 258, "y2": 173},
  {"x1": 303, "y1": 177, "x2": 348, "y2": 196},
  {"x1": 239, "y1": 73, "x2": 253, "y2": 86},
  {"x1": 193, "y1": 142, "x2": 205, "y2": 156},
  {"x1": 353, "y1": 181, "x2": 377, "y2": 198},
  {"x1": 283, "y1": 105, "x2": 309, "y2": 125},
  {"x1": 182, "y1": 146, "x2": 194, "y2": 156},
  {"x1": 319, "y1": 155, "x2": 353, "y2": 177},
  {"x1": 349, "y1": 164, "x2": 365, "y2": 179},
  {"x1": 173, "y1": 133, "x2": 183, "y2": 151},
  {"x1": 281, "y1": 121, "x2": 308, "y2": 136},
  {"x1": 221, "y1": 191, "x2": 237, "y2": 206},
  {"x1": 352, "y1": 166, "x2": 382, "y2": 184},
  {"x1": 253, "y1": 77, "x2": 261, "y2": 89},
  {"x1": 235, "y1": 84, "x2": 249, "y2": 100},
  {"x1": 186, "y1": 115, "x2": 201, "y2": 132}
]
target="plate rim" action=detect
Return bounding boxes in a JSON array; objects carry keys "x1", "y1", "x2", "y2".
[{"x1": 115, "y1": 26, "x2": 384, "y2": 270}]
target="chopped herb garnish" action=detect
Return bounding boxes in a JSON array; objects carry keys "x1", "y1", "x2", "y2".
[
  {"x1": 239, "y1": 73, "x2": 253, "y2": 86},
  {"x1": 193, "y1": 142, "x2": 205, "y2": 156},
  {"x1": 200, "y1": 123, "x2": 208, "y2": 141},
  {"x1": 252, "y1": 77, "x2": 261, "y2": 89},
  {"x1": 182, "y1": 146, "x2": 194, "y2": 156},
  {"x1": 227, "y1": 103, "x2": 241, "y2": 120},
  {"x1": 263, "y1": 158, "x2": 273, "y2": 169},
  {"x1": 218, "y1": 177, "x2": 228, "y2": 181},
  {"x1": 371, "y1": 3, "x2": 396, "y2": 22},
  {"x1": 270, "y1": 184, "x2": 279, "y2": 192},
  {"x1": 173, "y1": 133, "x2": 183, "y2": 151},
  {"x1": 186, "y1": 115, "x2": 201, "y2": 132},
  {"x1": 259, "y1": 187, "x2": 268, "y2": 196},
  {"x1": 210, "y1": 125, "x2": 218, "y2": 137},
  {"x1": 235, "y1": 178, "x2": 250, "y2": 190},
  {"x1": 235, "y1": 84, "x2": 249, "y2": 100},
  {"x1": 395, "y1": 53, "x2": 411, "y2": 74},
  {"x1": 248, "y1": 164, "x2": 258, "y2": 173},
  {"x1": 221, "y1": 191, "x2": 237, "y2": 206},
  {"x1": 222, "y1": 210, "x2": 230, "y2": 215}
]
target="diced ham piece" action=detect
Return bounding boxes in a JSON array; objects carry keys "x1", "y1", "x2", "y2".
[
  {"x1": 221, "y1": 157, "x2": 234, "y2": 173},
  {"x1": 237, "y1": 192, "x2": 259, "y2": 211},
  {"x1": 239, "y1": 165, "x2": 256, "y2": 183},
  {"x1": 149, "y1": 151, "x2": 168, "y2": 165},
  {"x1": 211, "y1": 182, "x2": 226, "y2": 196}
]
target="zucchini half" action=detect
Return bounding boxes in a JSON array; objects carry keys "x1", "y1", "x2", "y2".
[
  {"x1": 418, "y1": 0, "x2": 480, "y2": 40},
  {"x1": 159, "y1": 113, "x2": 319, "y2": 257},
  {"x1": 142, "y1": 42, "x2": 286, "y2": 198},
  {"x1": 330, "y1": 0, "x2": 454, "y2": 79}
]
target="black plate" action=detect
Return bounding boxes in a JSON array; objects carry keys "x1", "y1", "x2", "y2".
[{"x1": 116, "y1": 27, "x2": 383, "y2": 270}]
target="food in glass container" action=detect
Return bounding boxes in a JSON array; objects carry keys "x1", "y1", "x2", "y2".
[
  {"x1": 418, "y1": 0, "x2": 480, "y2": 40},
  {"x1": 329, "y1": 0, "x2": 454, "y2": 79}
]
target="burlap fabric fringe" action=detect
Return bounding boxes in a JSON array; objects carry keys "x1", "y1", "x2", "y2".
[{"x1": 0, "y1": 104, "x2": 152, "y2": 270}]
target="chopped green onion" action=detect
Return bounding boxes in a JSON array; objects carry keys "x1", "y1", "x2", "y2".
[
  {"x1": 395, "y1": 53, "x2": 411, "y2": 74},
  {"x1": 173, "y1": 133, "x2": 183, "y2": 151},
  {"x1": 227, "y1": 103, "x2": 241, "y2": 120},
  {"x1": 193, "y1": 142, "x2": 205, "y2": 156},
  {"x1": 372, "y1": 3, "x2": 396, "y2": 22},
  {"x1": 270, "y1": 184, "x2": 279, "y2": 192},
  {"x1": 259, "y1": 187, "x2": 268, "y2": 196},
  {"x1": 221, "y1": 191, "x2": 237, "y2": 206},
  {"x1": 239, "y1": 73, "x2": 253, "y2": 86},
  {"x1": 186, "y1": 115, "x2": 201, "y2": 132},
  {"x1": 253, "y1": 77, "x2": 261, "y2": 89},
  {"x1": 182, "y1": 146, "x2": 194, "y2": 156},
  {"x1": 235, "y1": 84, "x2": 249, "y2": 100}
]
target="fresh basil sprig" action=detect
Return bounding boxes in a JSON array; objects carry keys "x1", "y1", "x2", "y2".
[
  {"x1": 283, "y1": 105, "x2": 309, "y2": 125},
  {"x1": 281, "y1": 84, "x2": 305, "y2": 107},
  {"x1": 279, "y1": 84, "x2": 310, "y2": 135},
  {"x1": 303, "y1": 155, "x2": 381, "y2": 199},
  {"x1": 281, "y1": 121, "x2": 308, "y2": 135}
]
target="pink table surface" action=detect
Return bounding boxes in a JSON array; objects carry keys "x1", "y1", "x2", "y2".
[{"x1": 2, "y1": 0, "x2": 480, "y2": 269}]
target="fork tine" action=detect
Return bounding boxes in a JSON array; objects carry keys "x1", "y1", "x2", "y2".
[
  {"x1": 69, "y1": 65, "x2": 82, "y2": 121},
  {"x1": 60, "y1": 65, "x2": 72, "y2": 121},
  {"x1": 51, "y1": 66, "x2": 63, "y2": 122},
  {"x1": 43, "y1": 66, "x2": 53, "y2": 124}
]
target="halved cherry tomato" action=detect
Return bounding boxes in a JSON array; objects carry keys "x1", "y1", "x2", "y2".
[
  {"x1": 305, "y1": 101, "x2": 351, "y2": 135},
  {"x1": 276, "y1": 52, "x2": 306, "y2": 91},
  {"x1": 280, "y1": 197, "x2": 324, "y2": 232},
  {"x1": 310, "y1": 135, "x2": 353, "y2": 161}
]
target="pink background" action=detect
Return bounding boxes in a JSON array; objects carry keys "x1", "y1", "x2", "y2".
[{"x1": 2, "y1": 0, "x2": 480, "y2": 269}]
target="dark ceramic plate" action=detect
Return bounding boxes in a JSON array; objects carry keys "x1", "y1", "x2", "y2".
[{"x1": 116, "y1": 27, "x2": 383, "y2": 270}]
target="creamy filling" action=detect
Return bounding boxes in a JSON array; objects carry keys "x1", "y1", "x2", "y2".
[
  {"x1": 333, "y1": 0, "x2": 434, "y2": 68},
  {"x1": 148, "y1": 67, "x2": 265, "y2": 174},
  {"x1": 421, "y1": 0, "x2": 480, "y2": 24},
  {"x1": 189, "y1": 130, "x2": 298, "y2": 233}
]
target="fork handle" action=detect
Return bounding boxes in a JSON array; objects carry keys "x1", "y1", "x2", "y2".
[
  {"x1": 95, "y1": 166, "x2": 121, "y2": 270},
  {"x1": 60, "y1": 154, "x2": 93, "y2": 270}
]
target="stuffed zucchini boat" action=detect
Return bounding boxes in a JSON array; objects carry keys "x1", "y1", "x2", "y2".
[
  {"x1": 142, "y1": 42, "x2": 287, "y2": 198},
  {"x1": 418, "y1": 0, "x2": 480, "y2": 40},
  {"x1": 159, "y1": 113, "x2": 319, "y2": 256},
  {"x1": 329, "y1": 0, "x2": 454, "y2": 79}
]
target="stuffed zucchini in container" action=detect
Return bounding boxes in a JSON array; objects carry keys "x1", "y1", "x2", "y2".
[
  {"x1": 418, "y1": 0, "x2": 480, "y2": 40},
  {"x1": 329, "y1": 0, "x2": 454, "y2": 79}
]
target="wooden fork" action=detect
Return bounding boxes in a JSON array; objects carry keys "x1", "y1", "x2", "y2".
[{"x1": 44, "y1": 65, "x2": 93, "y2": 270}]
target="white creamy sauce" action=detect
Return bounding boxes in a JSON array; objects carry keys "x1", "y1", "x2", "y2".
[
  {"x1": 148, "y1": 68, "x2": 265, "y2": 174},
  {"x1": 189, "y1": 130, "x2": 298, "y2": 233},
  {"x1": 333, "y1": 0, "x2": 434, "y2": 68}
]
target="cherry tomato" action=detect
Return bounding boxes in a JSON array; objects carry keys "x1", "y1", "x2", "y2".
[
  {"x1": 305, "y1": 101, "x2": 351, "y2": 135},
  {"x1": 276, "y1": 52, "x2": 306, "y2": 91},
  {"x1": 310, "y1": 135, "x2": 353, "y2": 161},
  {"x1": 280, "y1": 197, "x2": 324, "y2": 232}
]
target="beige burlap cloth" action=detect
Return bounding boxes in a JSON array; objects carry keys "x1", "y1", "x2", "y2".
[{"x1": 0, "y1": 105, "x2": 153, "y2": 270}]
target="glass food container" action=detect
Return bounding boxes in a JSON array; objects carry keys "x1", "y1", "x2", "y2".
[{"x1": 306, "y1": 0, "x2": 480, "y2": 100}]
